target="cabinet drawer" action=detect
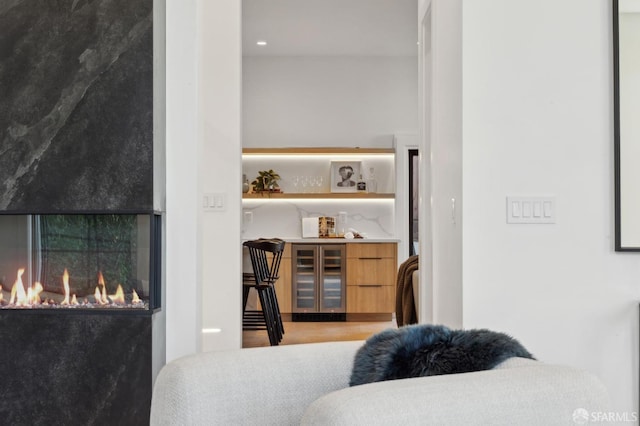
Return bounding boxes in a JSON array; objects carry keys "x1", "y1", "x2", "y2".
[
  {"x1": 347, "y1": 243, "x2": 396, "y2": 259},
  {"x1": 347, "y1": 285, "x2": 395, "y2": 313},
  {"x1": 347, "y1": 258, "x2": 395, "y2": 286}
]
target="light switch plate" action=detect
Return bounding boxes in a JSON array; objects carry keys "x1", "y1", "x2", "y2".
[
  {"x1": 507, "y1": 196, "x2": 555, "y2": 224},
  {"x1": 203, "y1": 193, "x2": 226, "y2": 212}
]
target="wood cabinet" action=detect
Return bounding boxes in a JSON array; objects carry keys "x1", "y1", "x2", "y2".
[
  {"x1": 346, "y1": 243, "x2": 397, "y2": 315},
  {"x1": 273, "y1": 244, "x2": 291, "y2": 314},
  {"x1": 257, "y1": 242, "x2": 397, "y2": 320}
]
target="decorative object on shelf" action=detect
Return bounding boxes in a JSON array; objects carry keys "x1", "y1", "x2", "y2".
[
  {"x1": 251, "y1": 169, "x2": 281, "y2": 194},
  {"x1": 337, "y1": 211, "x2": 348, "y2": 237},
  {"x1": 242, "y1": 174, "x2": 250, "y2": 193},
  {"x1": 318, "y1": 216, "x2": 336, "y2": 238},
  {"x1": 343, "y1": 228, "x2": 365, "y2": 239},
  {"x1": 367, "y1": 167, "x2": 378, "y2": 193},
  {"x1": 356, "y1": 174, "x2": 367, "y2": 192},
  {"x1": 330, "y1": 161, "x2": 361, "y2": 193},
  {"x1": 302, "y1": 217, "x2": 319, "y2": 238}
]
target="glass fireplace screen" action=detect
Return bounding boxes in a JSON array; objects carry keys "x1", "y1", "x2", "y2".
[{"x1": 0, "y1": 214, "x2": 160, "y2": 311}]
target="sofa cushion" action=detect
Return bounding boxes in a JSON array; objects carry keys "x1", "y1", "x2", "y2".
[
  {"x1": 150, "y1": 340, "x2": 363, "y2": 425},
  {"x1": 302, "y1": 358, "x2": 610, "y2": 426},
  {"x1": 349, "y1": 324, "x2": 534, "y2": 386}
]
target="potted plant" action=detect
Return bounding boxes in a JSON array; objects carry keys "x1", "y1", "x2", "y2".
[{"x1": 252, "y1": 169, "x2": 281, "y2": 194}]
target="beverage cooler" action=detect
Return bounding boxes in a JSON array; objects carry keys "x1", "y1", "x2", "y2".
[{"x1": 291, "y1": 244, "x2": 346, "y2": 321}]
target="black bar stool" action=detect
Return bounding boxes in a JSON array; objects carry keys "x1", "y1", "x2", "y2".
[{"x1": 242, "y1": 238, "x2": 286, "y2": 345}]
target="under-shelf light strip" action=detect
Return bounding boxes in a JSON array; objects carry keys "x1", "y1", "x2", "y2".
[
  {"x1": 242, "y1": 198, "x2": 393, "y2": 204},
  {"x1": 242, "y1": 154, "x2": 394, "y2": 161}
]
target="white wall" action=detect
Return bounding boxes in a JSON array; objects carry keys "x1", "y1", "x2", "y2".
[
  {"x1": 243, "y1": 56, "x2": 418, "y2": 148},
  {"x1": 462, "y1": 0, "x2": 639, "y2": 413},
  {"x1": 420, "y1": 0, "x2": 463, "y2": 328},
  {"x1": 165, "y1": 0, "x2": 242, "y2": 360},
  {"x1": 199, "y1": 0, "x2": 243, "y2": 352},
  {"x1": 165, "y1": 0, "x2": 201, "y2": 361}
]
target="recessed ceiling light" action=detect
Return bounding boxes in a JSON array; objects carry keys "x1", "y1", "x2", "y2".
[{"x1": 256, "y1": 40, "x2": 267, "y2": 46}]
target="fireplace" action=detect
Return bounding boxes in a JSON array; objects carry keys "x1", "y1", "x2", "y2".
[
  {"x1": 0, "y1": 0, "x2": 165, "y2": 422},
  {"x1": 0, "y1": 213, "x2": 163, "y2": 425},
  {"x1": 0, "y1": 214, "x2": 161, "y2": 311}
]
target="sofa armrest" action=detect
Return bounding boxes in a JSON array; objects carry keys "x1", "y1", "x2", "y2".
[
  {"x1": 150, "y1": 340, "x2": 363, "y2": 425},
  {"x1": 301, "y1": 358, "x2": 610, "y2": 426}
]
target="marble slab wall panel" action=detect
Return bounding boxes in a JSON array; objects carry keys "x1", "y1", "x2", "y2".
[
  {"x1": 0, "y1": 0, "x2": 154, "y2": 212},
  {"x1": 241, "y1": 200, "x2": 395, "y2": 240},
  {"x1": 0, "y1": 311, "x2": 155, "y2": 425}
]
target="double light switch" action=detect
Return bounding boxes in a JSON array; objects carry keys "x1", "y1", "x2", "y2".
[
  {"x1": 507, "y1": 196, "x2": 555, "y2": 224},
  {"x1": 203, "y1": 193, "x2": 226, "y2": 212}
]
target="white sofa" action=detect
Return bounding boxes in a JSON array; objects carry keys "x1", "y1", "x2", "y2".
[{"x1": 150, "y1": 340, "x2": 610, "y2": 425}]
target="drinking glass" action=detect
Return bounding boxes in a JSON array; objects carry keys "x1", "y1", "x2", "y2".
[
  {"x1": 309, "y1": 176, "x2": 318, "y2": 193},
  {"x1": 291, "y1": 176, "x2": 300, "y2": 193}
]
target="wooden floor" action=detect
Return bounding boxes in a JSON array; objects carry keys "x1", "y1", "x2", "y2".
[{"x1": 242, "y1": 319, "x2": 397, "y2": 348}]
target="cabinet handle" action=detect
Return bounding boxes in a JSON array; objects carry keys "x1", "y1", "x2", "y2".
[
  {"x1": 358, "y1": 284, "x2": 383, "y2": 288},
  {"x1": 358, "y1": 257, "x2": 382, "y2": 260}
]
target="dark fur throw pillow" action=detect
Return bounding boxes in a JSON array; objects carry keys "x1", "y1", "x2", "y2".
[{"x1": 349, "y1": 324, "x2": 535, "y2": 386}]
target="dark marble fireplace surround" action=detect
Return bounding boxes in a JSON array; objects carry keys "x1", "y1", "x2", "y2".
[{"x1": 0, "y1": 1, "x2": 164, "y2": 425}]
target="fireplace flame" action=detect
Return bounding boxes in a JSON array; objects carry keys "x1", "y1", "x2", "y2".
[
  {"x1": 10, "y1": 268, "x2": 27, "y2": 305},
  {"x1": 26, "y1": 282, "x2": 43, "y2": 305},
  {"x1": 94, "y1": 287, "x2": 106, "y2": 305},
  {"x1": 108, "y1": 284, "x2": 125, "y2": 304},
  {"x1": 60, "y1": 269, "x2": 70, "y2": 305},
  {"x1": 34, "y1": 282, "x2": 43, "y2": 303},
  {"x1": 2, "y1": 268, "x2": 145, "y2": 309},
  {"x1": 94, "y1": 272, "x2": 108, "y2": 305},
  {"x1": 8, "y1": 270, "x2": 47, "y2": 306},
  {"x1": 9, "y1": 282, "x2": 16, "y2": 305}
]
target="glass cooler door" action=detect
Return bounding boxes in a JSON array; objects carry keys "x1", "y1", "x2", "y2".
[
  {"x1": 319, "y1": 245, "x2": 345, "y2": 313},
  {"x1": 292, "y1": 245, "x2": 318, "y2": 312}
]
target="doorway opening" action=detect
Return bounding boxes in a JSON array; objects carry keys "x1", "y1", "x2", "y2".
[
  {"x1": 241, "y1": 0, "x2": 418, "y2": 347},
  {"x1": 409, "y1": 149, "x2": 419, "y2": 256}
]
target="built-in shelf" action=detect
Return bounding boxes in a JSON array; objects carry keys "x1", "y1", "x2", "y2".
[
  {"x1": 243, "y1": 147, "x2": 395, "y2": 155},
  {"x1": 242, "y1": 147, "x2": 395, "y2": 199},
  {"x1": 242, "y1": 192, "x2": 394, "y2": 199}
]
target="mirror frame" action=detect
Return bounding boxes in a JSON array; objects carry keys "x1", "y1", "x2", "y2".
[{"x1": 613, "y1": 0, "x2": 640, "y2": 251}]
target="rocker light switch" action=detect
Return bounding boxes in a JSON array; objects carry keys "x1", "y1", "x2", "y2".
[
  {"x1": 203, "y1": 193, "x2": 226, "y2": 212},
  {"x1": 511, "y1": 202, "x2": 521, "y2": 217},
  {"x1": 507, "y1": 196, "x2": 555, "y2": 224}
]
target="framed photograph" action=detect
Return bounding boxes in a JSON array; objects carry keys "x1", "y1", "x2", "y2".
[{"x1": 330, "y1": 161, "x2": 360, "y2": 192}]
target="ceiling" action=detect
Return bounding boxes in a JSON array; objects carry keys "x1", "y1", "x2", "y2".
[{"x1": 242, "y1": 0, "x2": 418, "y2": 57}]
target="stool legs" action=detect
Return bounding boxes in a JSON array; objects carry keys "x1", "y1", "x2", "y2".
[{"x1": 242, "y1": 285, "x2": 283, "y2": 346}]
